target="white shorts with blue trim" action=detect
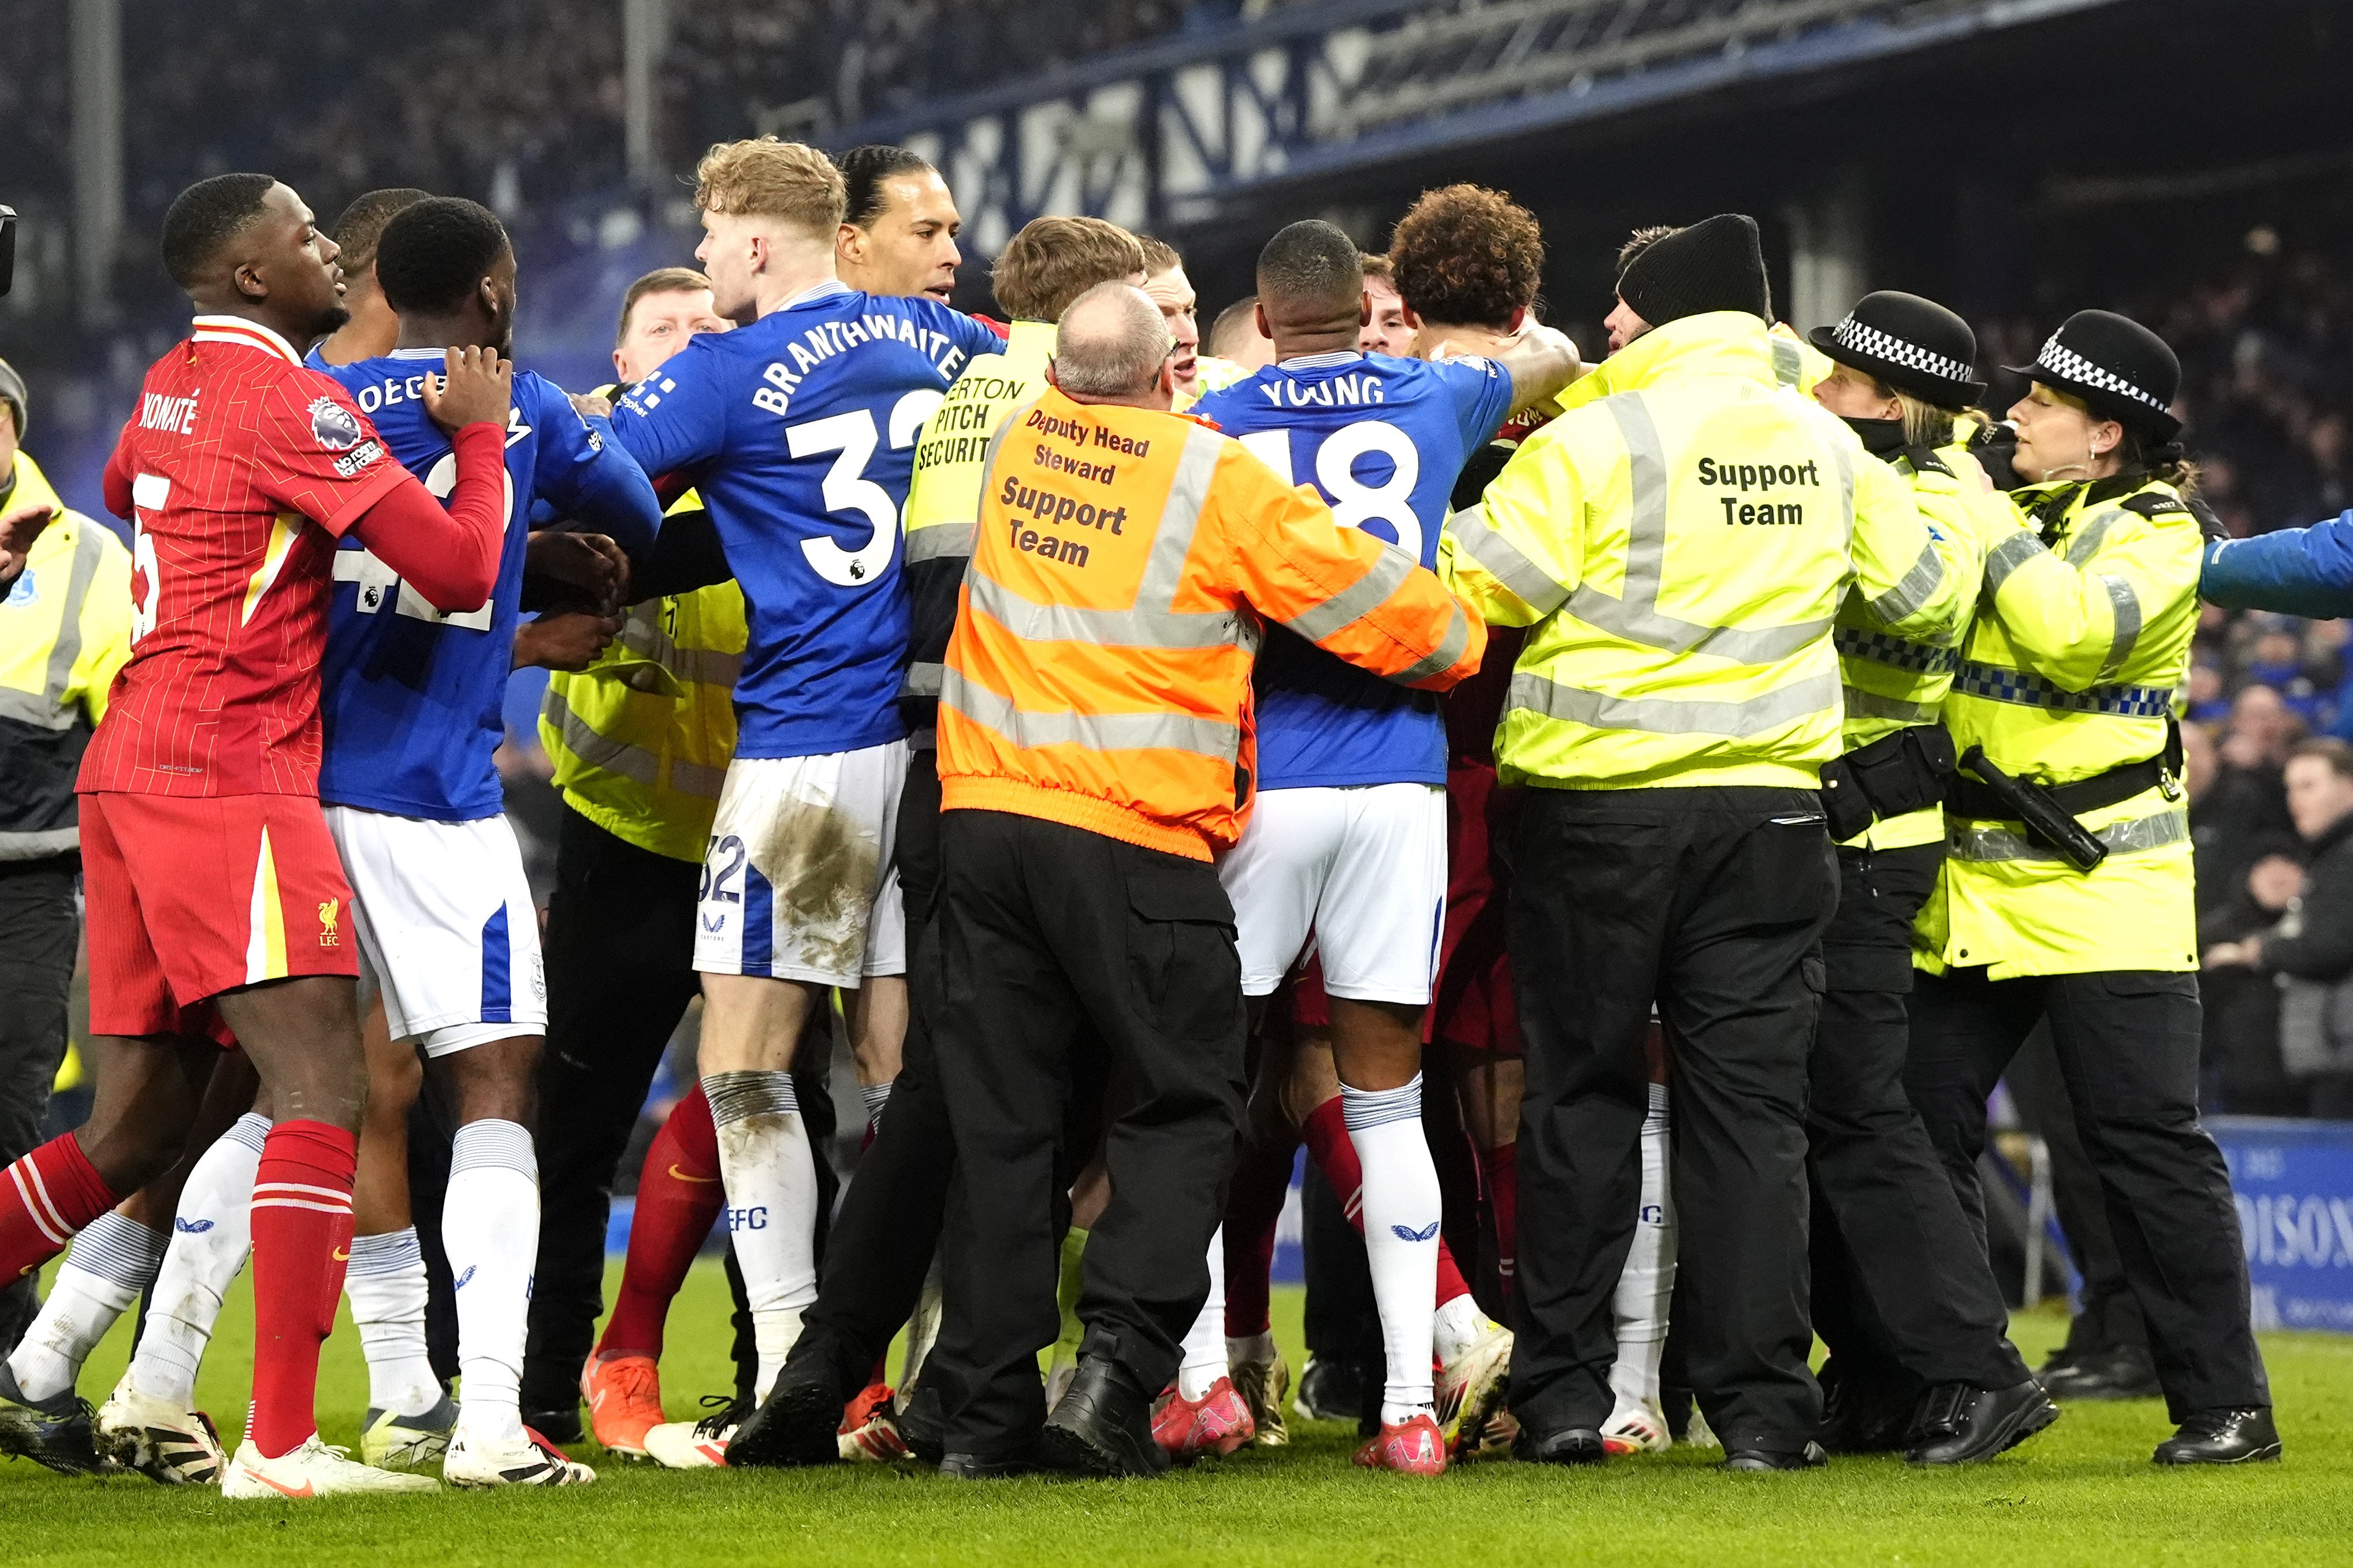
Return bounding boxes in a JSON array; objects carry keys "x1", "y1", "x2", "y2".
[
  {"x1": 693, "y1": 740, "x2": 909, "y2": 988},
  {"x1": 323, "y1": 805, "x2": 546, "y2": 1056},
  {"x1": 1216, "y1": 782, "x2": 1448, "y2": 1005}
]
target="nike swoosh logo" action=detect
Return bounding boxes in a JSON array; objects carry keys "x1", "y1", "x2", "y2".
[
  {"x1": 332, "y1": 1246, "x2": 351, "y2": 1261},
  {"x1": 667, "y1": 1165, "x2": 719, "y2": 1184},
  {"x1": 248, "y1": 1469, "x2": 315, "y2": 1499}
]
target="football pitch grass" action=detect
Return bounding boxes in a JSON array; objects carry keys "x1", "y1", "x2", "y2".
[{"x1": 6, "y1": 1261, "x2": 2351, "y2": 1566}]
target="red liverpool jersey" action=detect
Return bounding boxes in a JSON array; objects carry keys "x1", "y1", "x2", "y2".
[{"x1": 80, "y1": 316, "x2": 408, "y2": 797}]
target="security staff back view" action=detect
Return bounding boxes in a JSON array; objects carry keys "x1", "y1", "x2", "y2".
[
  {"x1": 1905, "y1": 310, "x2": 2277, "y2": 1466},
  {"x1": 919, "y1": 282, "x2": 1482, "y2": 1478},
  {"x1": 1444, "y1": 215, "x2": 1968, "y2": 1470}
]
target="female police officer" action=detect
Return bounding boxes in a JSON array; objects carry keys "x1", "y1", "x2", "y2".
[{"x1": 1904, "y1": 310, "x2": 2276, "y2": 1465}]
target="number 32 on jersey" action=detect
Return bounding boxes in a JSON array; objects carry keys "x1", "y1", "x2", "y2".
[{"x1": 786, "y1": 388, "x2": 943, "y2": 587}]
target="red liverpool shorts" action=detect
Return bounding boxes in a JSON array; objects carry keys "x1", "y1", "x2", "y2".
[
  {"x1": 81, "y1": 791, "x2": 359, "y2": 1041},
  {"x1": 1430, "y1": 762, "x2": 1522, "y2": 1056}
]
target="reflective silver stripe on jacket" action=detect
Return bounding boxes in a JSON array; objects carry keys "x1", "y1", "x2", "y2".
[
  {"x1": 1864, "y1": 537, "x2": 1947, "y2": 631},
  {"x1": 0, "y1": 520, "x2": 107, "y2": 732},
  {"x1": 1946, "y1": 806, "x2": 2189, "y2": 863},
  {"x1": 0, "y1": 826, "x2": 80, "y2": 861},
  {"x1": 1841, "y1": 685, "x2": 1939, "y2": 724},
  {"x1": 965, "y1": 423, "x2": 1247, "y2": 651},
  {"x1": 1560, "y1": 393, "x2": 1830, "y2": 666},
  {"x1": 1771, "y1": 335, "x2": 1805, "y2": 389},
  {"x1": 542, "y1": 686, "x2": 726, "y2": 800},
  {"x1": 2061, "y1": 507, "x2": 2130, "y2": 567},
  {"x1": 1392, "y1": 602, "x2": 1473, "y2": 685},
  {"x1": 1280, "y1": 541, "x2": 1414, "y2": 644},
  {"x1": 1506, "y1": 668, "x2": 1839, "y2": 739},
  {"x1": 619, "y1": 614, "x2": 742, "y2": 690},
  {"x1": 902, "y1": 661, "x2": 945, "y2": 698},
  {"x1": 1447, "y1": 504, "x2": 1570, "y2": 613},
  {"x1": 1982, "y1": 529, "x2": 2046, "y2": 595},
  {"x1": 906, "y1": 523, "x2": 977, "y2": 564},
  {"x1": 938, "y1": 666, "x2": 1240, "y2": 761},
  {"x1": 2095, "y1": 573, "x2": 2143, "y2": 684}
]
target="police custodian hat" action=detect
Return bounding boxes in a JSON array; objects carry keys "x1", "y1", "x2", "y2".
[
  {"x1": 2006, "y1": 308, "x2": 2181, "y2": 441},
  {"x1": 1808, "y1": 290, "x2": 1987, "y2": 412}
]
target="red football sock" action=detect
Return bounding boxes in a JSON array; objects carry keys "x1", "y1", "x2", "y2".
[
  {"x1": 248, "y1": 1120, "x2": 356, "y2": 1458},
  {"x1": 1476, "y1": 1140, "x2": 1519, "y2": 1308},
  {"x1": 0, "y1": 1134, "x2": 118, "y2": 1286},
  {"x1": 597, "y1": 1087, "x2": 723, "y2": 1360},
  {"x1": 1299, "y1": 1096, "x2": 1470, "y2": 1310},
  {"x1": 1221, "y1": 1133, "x2": 1297, "y2": 1338}
]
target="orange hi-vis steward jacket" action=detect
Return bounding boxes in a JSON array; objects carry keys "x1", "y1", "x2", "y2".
[{"x1": 938, "y1": 387, "x2": 1486, "y2": 862}]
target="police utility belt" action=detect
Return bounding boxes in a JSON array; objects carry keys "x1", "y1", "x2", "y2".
[
  {"x1": 1943, "y1": 723, "x2": 2185, "y2": 874},
  {"x1": 1820, "y1": 725, "x2": 1955, "y2": 843}
]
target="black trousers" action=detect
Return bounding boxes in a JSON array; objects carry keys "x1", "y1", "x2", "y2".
[
  {"x1": 1807, "y1": 843, "x2": 2027, "y2": 1393},
  {"x1": 1510, "y1": 786, "x2": 1836, "y2": 1451},
  {"x1": 519, "y1": 803, "x2": 711, "y2": 1413},
  {"x1": 2004, "y1": 1023, "x2": 2152, "y2": 1362},
  {"x1": 0, "y1": 856, "x2": 79, "y2": 1356},
  {"x1": 1906, "y1": 966, "x2": 2269, "y2": 1418},
  {"x1": 925, "y1": 810, "x2": 1246, "y2": 1457}
]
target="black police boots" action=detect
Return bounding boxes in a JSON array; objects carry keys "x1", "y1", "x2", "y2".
[
  {"x1": 722, "y1": 1371, "x2": 845, "y2": 1469},
  {"x1": 1904, "y1": 1379, "x2": 2061, "y2": 1465},
  {"x1": 1720, "y1": 1440, "x2": 1827, "y2": 1472},
  {"x1": 1512, "y1": 1424, "x2": 1606, "y2": 1465},
  {"x1": 2154, "y1": 1407, "x2": 2282, "y2": 1465},
  {"x1": 1038, "y1": 1354, "x2": 1169, "y2": 1477}
]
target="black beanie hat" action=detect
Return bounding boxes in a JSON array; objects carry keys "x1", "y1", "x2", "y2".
[
  {"x1": 0, "y1": 356, "x2": 25, "y2": 442},
  {"x1": 2004, "y1": 308, "x2": 2181, "y2": 441},
  {"x1": 1616, "y1": 214, "x2": 1771, "y2": 328},
  {"x1": 1808, "y1": 290, "x2": 1987, "y2": 410}
]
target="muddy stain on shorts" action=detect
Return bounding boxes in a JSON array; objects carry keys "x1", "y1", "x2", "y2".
[{"x1": 754, "y1": 795, "x2": 879, "y2": 978}]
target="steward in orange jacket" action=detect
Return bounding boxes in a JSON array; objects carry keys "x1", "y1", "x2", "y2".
[{"x1": 923, "y1": 284, "x2": 1478, "y2": 1474}]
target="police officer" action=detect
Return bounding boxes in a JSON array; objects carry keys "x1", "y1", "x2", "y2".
[
  {"x1": 1799, "y1": 293, "x2": 2055, "y2": 1462},
  {"x1": 1905, "y1": 310, "x2": 2278, "y2": 1465},
  {"x1": 0, "y1": 358, "x2": 135, "y2": 1355},
  {"x1": 1444, "y1": 216, "x2": 1970, "y2": 1470}
]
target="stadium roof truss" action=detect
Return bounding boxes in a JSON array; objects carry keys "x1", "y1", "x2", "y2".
[{"x1": 832, "y1": 0, "x2": 2126, "y2": 251}]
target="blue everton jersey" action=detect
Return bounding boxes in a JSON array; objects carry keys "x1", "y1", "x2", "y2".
[
  {"x1": 1194, "y1": 350, "x2": 1514, "y2": 788},
  {"x1": 317, "y1": 352, "x2": 664, "y2": 821},
  {"x1": 610, "y1": 281, "x2": 1001, "y2": 759}
]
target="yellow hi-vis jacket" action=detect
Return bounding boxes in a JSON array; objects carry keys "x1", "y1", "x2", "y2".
[
  {"x1": 541, "y1": 486, "x2": 745, "y2": 865},
  {"x1": 1917, "y1": 471, "x2": 2204, "y2": 978},
  {"x1": 900, "y1": 319, "x2": 1054, "y2": 737},
  {"x1": 938, "y1": 388, "x2": 1483, "y2": 862},
  {"x1": 1, "y1": 452, "x2": 133, "y2": 859},
  {"x1": 1832, "y1": 441, "x2": 2001, "y2": 851},
  {"x1": 1440, "y1": 311, "x2": 1970, "y2": 791}
]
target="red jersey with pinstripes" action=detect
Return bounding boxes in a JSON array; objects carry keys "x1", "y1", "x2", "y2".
[{"x1": 79, "y1": 317, "x2": 408, "y2": 797}]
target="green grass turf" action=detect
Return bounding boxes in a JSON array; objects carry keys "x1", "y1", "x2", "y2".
[{"x1": 6, "y1": 1261, "x2": 2351, "y2": 1566}]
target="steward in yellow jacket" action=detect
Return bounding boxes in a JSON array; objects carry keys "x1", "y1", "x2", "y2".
[
  {"x1": 1437, "y1": 217, "x2": 1968, "y2": 1462},
  {"x1": 924, "y1": 283, "x2": 1478, "y2": 1470},
  {"x1": 1902, "y1": 310, "x2": 2276, "y2": 1465}
]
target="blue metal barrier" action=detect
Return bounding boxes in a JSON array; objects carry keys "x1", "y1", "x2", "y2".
[{"x1": 2211, "y1": 1116, "x2": 2353, "y2": 1333}]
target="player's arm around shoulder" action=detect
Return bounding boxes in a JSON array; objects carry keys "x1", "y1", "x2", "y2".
[
  {"x1": 1843, "y1": 423, "x2": 1967, "y2": 646},
  {"x1": 2202, "y1": 507, "x2": 2353, "y2": 618},
  {"x1": 1209, "y1": 435, "x2": 1482, "y2": 690},
  {"x1": 1437, "y1": 411, "x2": 1592, "y2": 629},
  {"x1": 529, "y1": 373, "x2": 663, "y2": 557}
]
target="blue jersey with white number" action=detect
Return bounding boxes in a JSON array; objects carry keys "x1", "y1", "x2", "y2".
[
  {"x1": 1194, "y1": 350, "x2": 1514, "y2": 788},
  {"x1": 317, "y1": 353, "x2": 663, "y2": 821},
  {"x1": 610, "y1": 282, "x2": 1001, "y2": 759}
]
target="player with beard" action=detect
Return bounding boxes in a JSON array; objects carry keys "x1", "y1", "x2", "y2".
[{"x1": 0, "y1": 173, "x2": 511, "y2": 1498}]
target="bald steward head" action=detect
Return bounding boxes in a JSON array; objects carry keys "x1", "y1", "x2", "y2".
[{"x1": 1047, "y1": 281, "x2": 1175, "y2": 408}]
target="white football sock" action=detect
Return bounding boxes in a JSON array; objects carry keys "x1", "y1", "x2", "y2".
[
  {"x1": 1344, "y1": 1075, "x2": 1442, "y2": 1424},
  {"x1": 1176, "y1": 1226, "x2": 1227, "y2": 1401},
  {"x1": 9, "y1": 1211, "x2": 167, "y2": 1402},
  {"x1": 128, "y1": 1113, "x2": 267, "y2": 1407},
  {"x1": 704, "y1": 1070, "x2": 819, "y2": 1399},
  {"x1": 444, "y1": 1119, "x2": 538, "y2": 1446},
  {"x1": 899, "y1": 1250, "x2": 943, "y2": 1393},
  {"x1": 1433, "y1": 1293, "x2": 1491, "y2": 1367},
  {"x1": 343, "y1": 1227, "x2": 441, "y2": 1419},
  {"x1": 1607, "y1": 1082, "x2": 1677, "y2": 1417}
]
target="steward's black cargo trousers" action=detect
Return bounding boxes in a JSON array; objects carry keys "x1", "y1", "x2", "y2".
[
  {"x1": 1509, "y1": 785, "x2": 1835, "y2": 1454},
  {"x1": 924, "y1": 810, "x2": 1247, "y2": 1459},
  {"x1": 1806, "y1": 842, "x2": 2028, "y2": 1396}
]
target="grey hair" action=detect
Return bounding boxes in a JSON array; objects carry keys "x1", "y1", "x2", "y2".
[{"x1": 1051, "y1": 282, "x2": 1169, "y2": 397}]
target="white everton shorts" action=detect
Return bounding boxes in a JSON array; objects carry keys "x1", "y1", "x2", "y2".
[
  {"x1": 1217, "y1": 783, "x2": 1447, "y2": 1005},
  {"x1": 694, "y1": 740, "x2": 909, "y2": 988},
  {"x1": 324, "y1": 806, "x2": 547, "y2": 1056}
]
